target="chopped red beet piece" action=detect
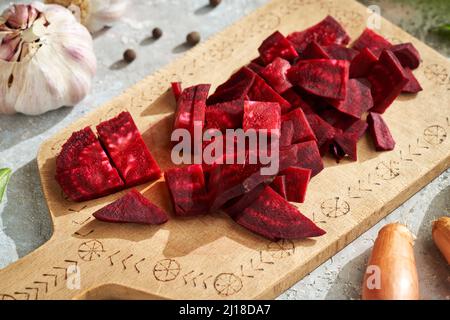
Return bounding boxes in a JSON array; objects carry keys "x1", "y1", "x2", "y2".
[
  {"x1": 287, "y1": 59, "x2": 349, "y2": 100},
  {"x1": 280, "y1": 119, "x2": 295, "y2": 147},
  {"x1": 282, "y1": 167, "x2": 311, "y2": 203},
  {"x1": 260, "y1": 57, "x2": 293, "y2": 94},
  {"x1": 322, "y1": 44, "x2": 358, "y2": 61},
  {"x1": 367, "y1": 112, "x2": 396, "y2": 151},
  {"x1": 258, "y1": 31, "x2": 299, "y2": 64},
  {"x1": 223, "y1": 183, "x2": 266, "y2": 218},
  {"x1": 243, "y1": 101, "x2": 281, "y2": 136},
  {"x1": 171, "y1": 82, "x2": 183, "y2": 102},
  {"x1": 192, "y1": 84, "x2": 211, "y2": 132},
  {"x1": 302, "y1": 41, "x2": 330, "y2": 60},
  {"x1": 56, "y1": 127, "x2": 110, "y2": 174},
  {"x1": 367, "y1": 50, "x2": 409, "y2": 114},
  {"x1": 390, "y1": 43, "x2": 421, "y2": 70},
  {"x1": 344, "y1": 119, "x2": 368, "y2": 139},
  {"x1": 402, "y1": 68, "x2": 423, "y2": 93},
  {"x1": 305, "y1": 114, "x2": 336, "y2": 151},
  {"x1": 281, "y1": 108, "x2": 315, "y2": 144},
  {"x1": 287, "y1": 15, "x2": 350, "y2": 54},
  {"x1": 270, "y1": 175, "x2": 287, "y2": 199},
  {"x1": 280, "y1": 141, "x2": 324, "y2": 177},
  {"x1": 247, "y1": 72, "x2": 292, "y2": 113},
  {"x1": 207, "y1": 67, "x2": 255, "y2": 105},
  {"x1": 349, "y1": 47, "x2": 378, "y2": 78},
  {"x1": 205, "y1": 100, "x2": 244, "y2": 131},
  {"x1": 333, "y1": 132, "x2": 359, "y2": 161},
  {"x1": 93, "y1": 189, "x2": 168, "y2": 224},
  {"x1": 329, "y1": 78, "x2": 373, "y2": 118},
  {"x1": 164, "y1": 164, "x2": 210, "y2": 216},
  {"x1": 352, "y1": 28, "x2": 392, "y2": 57},
  {"x1": 173, "y1": 85, "x2": 195, "y2": 131},
  {"x1": 247, "y1": 62, "x2": 264, "y2": 74},
  {"x1": 96, "y1": 111, "x2": 161, "y2": 187},
  {"x1": 319, "y1": 108, "x2": 359, "y2": 132},
  {"x1": 56, "y1": 163, "x2": 124, "y2": 202},
  {"x1": 234, "y1": 186, "x2": 326, "y2": 240}
]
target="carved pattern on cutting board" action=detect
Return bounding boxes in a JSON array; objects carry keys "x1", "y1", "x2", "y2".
[
  {"x1": 78, "y1": 240, "x2": 105, "y2": 261},
  {"x1": 0, "y1": 259, "x2": 78, "y2": 300}
]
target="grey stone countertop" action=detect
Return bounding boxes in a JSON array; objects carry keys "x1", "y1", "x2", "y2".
[{"x1": 0, "y1": 0, "x2": 449, "y2": 300}]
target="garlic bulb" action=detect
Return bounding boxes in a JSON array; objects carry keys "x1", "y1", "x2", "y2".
[
  {"x1": 45, "y1": 0, "x2": 128, "y2": 33},
  {"x1": 0, "y1": 2, "x2": 96, "y2": 115}
]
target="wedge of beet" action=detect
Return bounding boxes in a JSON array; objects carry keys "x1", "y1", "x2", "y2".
[
  {"x1": 243, "y1": 101, "x2": 281, "y2": 136},
  {"x1": 192, "y1": 84, "x2": 211, "y2": 132},
  {"x1": 56, "y1": 163, "x2": 124, "y2": 202},
  {"x1": 287, "y1": 15, "x2": 350, "y2": 54},
  {"x1": 318, "y1": 108, "x2": 358, "y2": 132},
  {"x1": 165, "y1": 164, "x2": 210, "y2": 216},
  {"x1": 390, "y1": 43, "x2": 421, "y2": 70},
  {"x1": 205, "y1": 100, "x2": 244, "y2": 131},
  {"x1": 281, "y1": 108, "x2": 315, "y2": 144},
  {"x1": 302, "y1": 41, "x2": 330, "y2": 60},
  {"x1": 207, "y1": 67, "x2": 255, "y2": 105},
  {"x1": 247, "y1": 72, "x2": 292, "y2": 113},
  {"x1": 344, "y1": 119, "x2": 368, "y2": 139},
  {"x1": 287, "y1": 59, "x2": 349, "y2": 100},
  {"x1": 93, "y1": 189, "x2": 168, "y2": 224},
  {"x1": 234, "y1": 186, "x2": 326, "y2": 240},
  {"x1": 305, "y1": 114, "x2": 336, "y2": 151},
  {"x1": 96, "y1": 111, "x2": 161, "y2": 187},
  {"x1": 329, "y1": 78, "x2": 373, "y2": 118},
  {"x1": 270, "y1": 175, "x2": 287, "y2": 199},
  {"x1": 223, "y1": 183, "x2": 266, "y2": 218},
  {"x1": 258, "y1": 31, "x2": 298, "y2": 64},
  {"x1": 247, "y1": 61, "x2": 264, "y2": 74},
  {"x1": 260, "y1": 57, "x2": 293, "y2": 94},
  {"x1": 333, "y1": 132, "x2": 359, "y2": 161},
  {"x1": 367, "y1": 50, "x2": 409, "y2": 113},
  {"x1": 352, "y1": 28, "x2": 392, "y2": 57},
  {"x1": 349, "y1": 47, "x2": 378, "y2": 78},
  {"x1": 282, "y1": 167, "x2": 311, "y2": 203},
  {"x1": 402, "y1": 67, "x2": 423, "y2": 93},
  {"x1": 173, "y1": 85, "x2": 195, "y2": 131},
  {"x1": 56, "y1": 127, "x2": 110, "y2": 174},
  {"x1": 280, "y1": 141, "x2": 324, "y2": 177},
  {"x1": 171, "y1": 82, "x2": 183, "y2": 102},
  {"x1": 322, "y1": 44, "x2": 358, "y2": 61},
  {"x1": 367, "y1": 112, "x2": 395, "y2": 151}
]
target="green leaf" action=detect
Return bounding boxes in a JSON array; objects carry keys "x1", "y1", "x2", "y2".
[
  {"x1": 430, "y1": 23, "x2": 450, "y2": 37},
  {"x1": 0, "y1": 168, "x2": 12, "y2": 203}
]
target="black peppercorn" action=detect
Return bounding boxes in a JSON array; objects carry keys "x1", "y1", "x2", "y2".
[
  {"x1": 152, "y1": 27, "x2": 163, "y2": 39},
  {"x1": 123, "y1": 49, "x2": 136, "y2": 63},
  {"x1": 210, "y1": 0, "x2": 221, "y2": 7},
  {"x1": 186, "y1": 31, "x2": 201, "y2": 46}
]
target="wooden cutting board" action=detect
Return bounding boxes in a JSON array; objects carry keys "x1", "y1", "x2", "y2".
[{"x1": 1, "y1": 0, "x2": 449, "y2": 300}]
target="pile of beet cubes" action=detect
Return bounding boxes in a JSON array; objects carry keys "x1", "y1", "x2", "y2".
[{"x1": 56, "y1": 15, "x2": 422, "y2": 241}]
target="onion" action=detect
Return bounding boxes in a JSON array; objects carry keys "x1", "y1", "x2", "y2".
[
  {"x1": 362, "y1": 223, "x2": 419, "y2": 300},
  {"x1": 432, "y1": 216, "x2": 450, "y2": 264}
]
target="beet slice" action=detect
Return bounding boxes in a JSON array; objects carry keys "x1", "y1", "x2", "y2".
[
  {"x1": 344, "y1": 119, "x2": 368, "y2": 139},
  {"x1": 280, "y1": 141, "x2": 324, "y2": 177},
  {"x1": 270, "y1": 175, "x2": 287, "y2": 199},
  {"x1": 302, "y1": 41, "x2": 330, "y2": 60},
  {"x1": 305, "y1": 114, "x2": 336, "y2": 151},
  {"x1": 164, "y1": 164, "x2": 210, "y2": 216},
  {"x1": 243, "y1": 101, "x2": 281, "y2": 136},
  {"x1": 247, "y1": 72, "x2": 292, "y2": 113},
  {"x1": 367, "y1": 112, "x2": 395, "y2": 151},
  {"x1": 192, "y1": 84, "x2": 211, "y2": 132},
  {"x1": 173, "y1": 85, "x2": 195, "y2": 131},
  {"x1": 349, "y1": 47, "x2": 378, "y2": 78},
  {"x1": 171, "y1": 82, "x2": 183, "y2": 102},
  {"x1": 402, "y1": 67, "x2": 423, "y2": 94},
  {"x1": 56, "y1": 163, "x2": 124, "y2": 202},
  {"x1": 319, "y1": 108, "x2": 358, "y2": 132},
  {"x1": 56, "y1": 127, "x2": 110, "y2": 174},
  {"x1": 96, "y1": 111, "x2": 161, "y2": 187},
  {"x1": 390, "y1": 43, "x2": 421, "y2": 70},
  {"x1": 352, "y1": 28, "x2": 392, "y2": 57},
  {"x1": 282, "y1": 167, "x2": 311, "y2": 203},
  {"x1": 282, "y1": 88, "x2": 311, "y2": 112},
  {"x1": 281, "y1": 108, "x2": 315, "y2": 144},
  {"x1": 287, "y1": 15, "x2": 350, "y2": 54},
  {"x1": 247, "y1": 62, "x2": 264, "y2": 74},
  {"x1": 258, "y1": 31, "x2": 298, "y2": 64},
  {"x1": 207, "y1": 67, "x2": 255, "y2": 105},
  {"x1": 367, "y1": 50, "x2": 409, "y2": 114},
  {"x1": 205, "y1": 100, "x2": 244, "y2": 131},
  {"x1": 223, "y1": 183, "x2": 266, "y2": 218},
  {"x1": 287, "y1": 59, "x2": 349, "y2": 100},
  {"x1": 93, "y1": 189, "x2": 168, "y2": 224},
  {"x1": 329, "y1": 78, "x2": 373, "y2": 118},
  {"x1": 322, "y1": 44, "x2": 358, "y2": 61},
  {"x1": 280, "y1": 119, "x2": 294, "y2": 147},
  {"x1": 234, "y1": 186, "x2": 326, "y2": 240},
  {"x1": 333, "y1": 132, "x2": 359, "y2": 161},
  {"x1": 260, "y1": 57, "x2": 293, "y2": 94}
]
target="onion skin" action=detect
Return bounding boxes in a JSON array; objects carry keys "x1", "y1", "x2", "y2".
[
  {"x1": 432, "y1": 217, "x2": 450, "y2": 264},
  {"x1": 362, "y1": 223, "x2": 419, "y2": 300}
]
